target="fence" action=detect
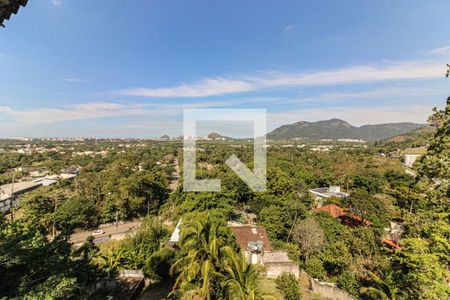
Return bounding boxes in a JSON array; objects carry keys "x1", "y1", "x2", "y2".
[{"x1": 300, "y1": 270, "x2": 357, "y2": 300}]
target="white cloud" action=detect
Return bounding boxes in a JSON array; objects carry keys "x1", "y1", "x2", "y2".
[
  {"x1": 282, "y1": 86, "x2": 445, "y2": 104},
  {"x1": 0, "y1": 106, "x2": 13, "y2": 113},
  {"x1": 0, "y1": 100, "x2": 235, "y2": 125},
  {"x1": 427, "y1": 45, "x2": 450, "y2": 55},
  {"x1": 120, "y1": 78, "x2": 257, "y2": 98},
  {"x1": 284, "y1": 24, "x2": 295, "y2": 32},
  {"x1": 51, "y1": 0, "x2": 62, "y2": 6},
  {"x1": 118, "y1": 60, "x2": 443, "y2": 98}
]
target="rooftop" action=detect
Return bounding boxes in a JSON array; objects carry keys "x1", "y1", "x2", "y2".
[
  {"x1": 315, "y1": 204, "x2": 345, "y2": 218},
  {"x1": 261, "y1": 252, "x2": 292, "y2": 263},
  {"x1": 315, "y1": 204, "x2": 373, "y2": 226},
  {"x1": 229, "y1": 225, "x2": 272, "y2": 252},
  {"x1": 0, "y1": 181, "x2": 42, "y2": 200},
  {"x1": 309, "y1": 186, "x2": 349, "y2": 198}
]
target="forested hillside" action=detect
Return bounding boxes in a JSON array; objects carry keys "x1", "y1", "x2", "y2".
[{"x1": 375, "y1": 126, "x2": 435, "y2": 152}]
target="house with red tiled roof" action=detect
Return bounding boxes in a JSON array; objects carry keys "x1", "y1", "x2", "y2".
[
  {"x1": 314, "y1": 204, "x2": 372, "y2": 227},
  {"x1": 382, "y1": 239, "x2": 402, "y2": 251},
  {"x1": 382, "y1": 221, "x2": 404, "y2": 251},
  {"x1": 229, "y1": 225, "x2": 272, "y2": 255},
  {"x1": 229, "y1": 224, "x2": 299, "y2": 278},
  {"x1": 315, "y1": 204, "x2": 345, "y2": 218}
]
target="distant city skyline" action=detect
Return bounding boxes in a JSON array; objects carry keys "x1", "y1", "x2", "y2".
[{"x1": 1, "y1": 1, "x2": 449, "y2": 137}]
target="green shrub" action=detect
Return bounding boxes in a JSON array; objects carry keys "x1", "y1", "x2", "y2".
[
  {"x1": 337, "y1": 271, "x2": 359, "y2": 297},
  {"x1": 304, "y1": 256, "x2": 326, "y2": 280},
  {"x1": 275, "y1": 272, "x2": 301, "y2": 300}
]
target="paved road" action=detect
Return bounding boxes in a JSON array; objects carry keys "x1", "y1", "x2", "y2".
[{"x1": 70, "y1": 220, "x2": 142, "y2": 244}]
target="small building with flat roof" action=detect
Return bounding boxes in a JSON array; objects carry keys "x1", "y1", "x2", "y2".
[{"x1": 309, "y1": 186, "x2": 349, "y2": 207}]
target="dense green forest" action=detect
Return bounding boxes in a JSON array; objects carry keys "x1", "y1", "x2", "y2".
[{"x1": 0, "y1": 99, "x2": 449, "y2": 299}]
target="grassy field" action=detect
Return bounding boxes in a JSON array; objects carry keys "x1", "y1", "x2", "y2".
[{"x1": 259, "y1": 278, "x2": 328, "y2": 300}]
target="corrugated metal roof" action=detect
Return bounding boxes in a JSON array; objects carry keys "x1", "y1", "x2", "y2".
[{"x1": 0, "y1": 181, "x2": 42, "y2": 200}]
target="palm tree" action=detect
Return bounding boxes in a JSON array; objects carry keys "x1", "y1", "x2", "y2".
[
  {"x1": 170, "y1": 216, "x2": 223, "y2": 299},
  {"x1": 219, "y1": 246, "x2": 263, "y2": 300},
  {"x1": 101, "y1": 249, "x2": 126, "y2": 277}
]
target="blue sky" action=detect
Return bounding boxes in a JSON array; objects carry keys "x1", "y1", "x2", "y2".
[{"x1": 0, "y1": 0, "x2": 449, "y2": 137}]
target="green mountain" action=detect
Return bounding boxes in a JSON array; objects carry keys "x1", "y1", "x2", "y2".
[{"x1": 267, "y1": 118, "x2": 427, "y2": 141}]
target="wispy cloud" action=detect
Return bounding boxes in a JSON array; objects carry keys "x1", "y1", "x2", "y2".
[
  {"x1": 427, "y1": 45, "x2": 450, "y2": 55},
  {"x1": 0, "y1": 100, "x2": 233, "y2": 124},
  {"x1": 51, "y1": 0, "x2": 62, "y2": 6},
  {"x1": 118, "y1": 60, "x2": 443, "y2": 98},
  {"x1": 64, "y1": 78, "x2": 88, "y2": 83},
  {"x1": 284, "y1": 24, "x2": 295, "y2": 32},
  {"x1": 120, "y1": 78, "x2": 257, "y2": 98}
]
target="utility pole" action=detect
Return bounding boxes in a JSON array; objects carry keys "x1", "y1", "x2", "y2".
[
  {"x1": 115, "y1": 210, "x2": 119, "y2": 234},
  {"x1": 9, "y1": 172, "x2": 15, "y2": 222}
]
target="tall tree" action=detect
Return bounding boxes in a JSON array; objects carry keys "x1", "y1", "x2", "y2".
[{"x1": 292, "y1": 217, "x2": 325, "y2": 261}]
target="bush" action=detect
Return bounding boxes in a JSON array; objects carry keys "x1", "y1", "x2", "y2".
[
  {"x1": 143, "y1": 248, "x2": 175, "y2": 280},
  {"x1": 275, "y1": 272, "x2": 301, "y2": 300},
  {"x1": 337, "y1": 271, "x2": 359, "y2": 297},
  {"x1": 303, "y1": 256, "x2": 326, "y2": 280}
]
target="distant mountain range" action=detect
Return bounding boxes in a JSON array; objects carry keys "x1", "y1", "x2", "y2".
[{"x1": 267, "y1": 118, "x2": 427, "y2": 142}]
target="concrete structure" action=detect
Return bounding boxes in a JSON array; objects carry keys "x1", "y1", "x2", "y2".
[
  {"x1": 262, "y1": 252, "x2": 300, "y2": 278},
  {"x1": 300, "y1": 270, "x2": 357, "y2": 300},
  {"x1": 33, "y1": 177, "x2": 58, "y2": 186},
  {"x1": 94, "y1": 270, "x2": 144, "y2": 300}
]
